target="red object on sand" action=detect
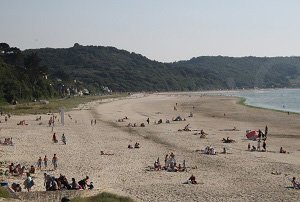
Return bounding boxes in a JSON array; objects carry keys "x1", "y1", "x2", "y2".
[{"x1": 246, "y1": 131, "x2": 258, "y2": 140}]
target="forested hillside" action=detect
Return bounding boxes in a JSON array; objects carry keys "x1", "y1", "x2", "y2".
[
  {"x1": 0, "y1": 43, "x2": 55, "y2": 103},
  {"x1": 25, "y1": 44, "x2": 300, "y2": 92},
  {"x1": 1, "y1": 42, "x2": 300, "y2": 104}
]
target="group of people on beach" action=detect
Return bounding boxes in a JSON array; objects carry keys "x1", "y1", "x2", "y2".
[
  {"x1": 128, "y1": 142, "x2": 140, "y2": 149},
  {"x1": 248, "y1": 140, "x2": 267, "y2": 152},
  {"x1": 8, "y1": 163, "x2": 26, "y2": 176},
  {"x1": 152, "y1": 152, "x2": 186, "y2": 172},
  {"x1": 52, "y1": 133, "x2": 67, "y2": 145},
  {"x1": 44, "y1": 174, "x2": 93, "y2": 191},
  {"x1": 36, "y1": 154, "x2": 58, "y2": 170},
  {"x1": 247, "y1": 127, "x2": 268, "y2": 152},
  {"x1": 0, "y1": 137, "x2": 13, "y2": 145}
]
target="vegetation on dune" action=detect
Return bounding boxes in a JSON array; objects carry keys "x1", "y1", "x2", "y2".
[
  {"x1": 0, "y1": 187, "x2": 10, "y2": 198},
  {"x1": 71, "y1": 192, "x2": 134, "y2": 202},
  {"x1": 0, "y1": 94, "x2": 127, "y2": 115}
]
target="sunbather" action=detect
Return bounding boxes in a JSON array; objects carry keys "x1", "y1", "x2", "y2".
[
  {"x1": 280, "y1": 147, "x2": 288, "y2": 154},
  {"x1": 292, "y1": 177, "x2": 300, "y2": 189},
  {"x1": 134, "y1": 142, "x2": 140, "y2": 148},
  {"x1": 188, "y1": 175, "x2": 197, "y2": 184}
]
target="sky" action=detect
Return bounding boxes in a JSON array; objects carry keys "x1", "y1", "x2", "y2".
[{"x1": 1, "y1": 0, "x2": 300, "y2": 62}]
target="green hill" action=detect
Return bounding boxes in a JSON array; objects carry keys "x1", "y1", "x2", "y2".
[
  {"x1": 2, "y1": 42, "x2": 300, "y2": 104},
  {"x1": 25, "y1": 44, "x2": 300, "y2": 92}
]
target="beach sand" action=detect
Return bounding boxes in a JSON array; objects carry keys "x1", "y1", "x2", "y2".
[{"x1": 0, "y1": 93, "x2": 299, "y2": 201}]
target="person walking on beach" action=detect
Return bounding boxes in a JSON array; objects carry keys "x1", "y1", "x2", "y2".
[
  {"x1": 257, "y1": 139, "x2": 261, "y2": 151},
  {"x1": 44, "y1": 155, "x2": 48, "y2": 169},
  {"x1": 94, "y1": 119, "x2": 96, "y2": 125},
  {"x1": 52, "y1": 154, "x2": 58, "y2": 170},
  {"x1": 37, "y1": 157, "x2": 42, "y2": 170},
  {"x1": 52, "y1": 133, "x2": 58, "y2": 143},
  {"x1": 24, "y1": 172, "x2": 34, "y2": 192},
  {"x1": 262, "y1": 141, "x2": 267, "y2": 151},
  {"x1": 91, "y1": 120, "x2": 93, "y2": 126},
  {"x1": 147, "y1": 118, "x2": 150, "y2": 124},
  {"x1": 248, "y1": 143, "x2": 251, "y2": 151}
]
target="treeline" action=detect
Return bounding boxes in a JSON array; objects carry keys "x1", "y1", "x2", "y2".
[
  {"x1": 0, "y1": 43, "x2": 55, "y2": 103},
  {"x1": 2, "y1": 42, "x2": 300, "y2": 103},
  {"x1": 25, "y1": 44, "x2": 300, "y2": 92}
]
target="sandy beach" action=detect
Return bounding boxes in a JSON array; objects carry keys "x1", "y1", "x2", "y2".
[{"x1": 1, "y1": 93, "x2": 299, "y2": 201}]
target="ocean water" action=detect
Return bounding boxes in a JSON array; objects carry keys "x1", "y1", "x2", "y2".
[{"x1": 209, "y1": 88, "x2": 300, "y2": 113}]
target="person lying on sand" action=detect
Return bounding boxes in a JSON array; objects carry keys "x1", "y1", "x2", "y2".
[
  {"x1": 17, "y1": 120, "x2": 28, "y2": 125},
  {"x1": 280, "y1": 147, "x2": 289, "y2": 154},
  {"x1": 128, "y1": 144, "x2": 133, "y2": 149},
  {"x1": 100, "y1": 151, "x2": 114, "y2": 155},
  {"x1": 222, "y1": 137, "x2": 235, "y2": 143},
  {"x1": 183, "y1": 175, "x2": 197, "y2": 184},
  {"x1": 219, "y1": 127, "x2": 239, "y2": 131},
  {"x1": 178, "y1": 124, "x2": 191, "y2": 131},
  {"x1": 292, "y1": 177, "x2": 300, "y2": 189}
]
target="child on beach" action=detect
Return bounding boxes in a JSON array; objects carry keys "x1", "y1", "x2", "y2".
[
  {"x1": 262, "y1": 141, "x2": 266, "y2": 151},
  {"x1": 292, "y1": 177, "x2": 300, "y2": 189},
  {"x1": 44, "y1": 155, "x2": 48, "y2": 169},
  {"x1": 52, "y1": 154, "x2": 58, "y2": 170},
  {"x1": 37, "y1": 157, "x2": 42, "y2": 170}
]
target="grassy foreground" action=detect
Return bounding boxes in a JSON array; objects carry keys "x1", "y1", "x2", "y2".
[
  {"x1": 0, "y1": 94, "x2": 127, "y2": 115},
  {"x1": 0, "y1": 187, "x2": 10, "y2": 198},
  {"x1": 71, "y1": 192, "x2": 134, "y2": 202}
]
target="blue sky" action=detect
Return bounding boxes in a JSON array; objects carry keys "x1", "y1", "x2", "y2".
[{"x1": 1, "y1": 0, "x2": 300, "y2": 62}]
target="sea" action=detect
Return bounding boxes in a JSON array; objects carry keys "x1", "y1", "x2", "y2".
[{"x1": 204, "y1": 88, "x2": 300, "y2": 113}]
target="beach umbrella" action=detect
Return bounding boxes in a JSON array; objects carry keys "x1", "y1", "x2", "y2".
[{"x1": 246, "y1": 130, "x2": 258, "y2": 140}]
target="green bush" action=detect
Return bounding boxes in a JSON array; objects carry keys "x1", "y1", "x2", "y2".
[
  {"x1": 0, "y1": 187, "x2": 10, "y2": 198},
  {"x1": 71, "y1": 192, "x2": 134, "y2": 202}
]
